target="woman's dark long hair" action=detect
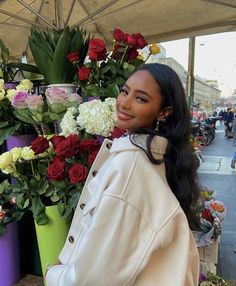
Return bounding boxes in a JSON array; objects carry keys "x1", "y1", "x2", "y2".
[{"x1": 130, "y1": 63, "x2": 200, "y2": 230}]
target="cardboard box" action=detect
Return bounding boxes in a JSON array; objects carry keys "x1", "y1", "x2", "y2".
[{"x1": 198, "y1": 238, "x2": 219, "y2": 264}]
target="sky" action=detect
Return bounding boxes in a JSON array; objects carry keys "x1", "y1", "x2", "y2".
[{"x1": 161, "y1": 31, "x2": 236, "y2": 97}]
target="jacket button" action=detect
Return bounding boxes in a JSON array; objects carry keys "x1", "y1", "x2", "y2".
[
  {"x1": 92, "y1": 170, "x2": 98, "y2": 176},
  {"x1": 80, "y1": 203, "x2": 86, "y2": 210},
  {"x1": 106, "y1": 142, "x2": 112, "y2": 149},
  {"x1": 68, "y1": 236, "x2": 74, "y2": 243}
]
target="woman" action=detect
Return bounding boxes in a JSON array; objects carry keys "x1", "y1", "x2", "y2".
[{"x1": 46, "y1": 63, "x2": 201, "y2": 286}]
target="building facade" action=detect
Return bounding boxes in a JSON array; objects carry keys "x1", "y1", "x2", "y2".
[{"x1": 146, "y1": 45, "x2": 221, "y2": 112}]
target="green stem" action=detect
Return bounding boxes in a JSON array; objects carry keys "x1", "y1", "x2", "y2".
[{"x1": 119, "y1": 46, "x2": 129, "y2": 67}]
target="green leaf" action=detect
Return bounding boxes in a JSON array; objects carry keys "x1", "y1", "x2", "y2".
[
  {"x1": 0, "y1": 225, "x2": 6, "y2": 236},
  {"x1": 31, "y1": 197, "x2": 45, "y2": 216},
  {"x1": 51, "y1": 27, "x2": 71, "y2": 83},
  {"x1": 35, "y1": 212, "x2": 49, "y2": 226},
  {"x1": 23, "y1": 198, "x2": 30, "y2": 209}
]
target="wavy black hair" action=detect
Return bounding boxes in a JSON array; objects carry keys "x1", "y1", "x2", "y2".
[{"x1": 129, "y1": 63, "x2": 201, "y2": 230}]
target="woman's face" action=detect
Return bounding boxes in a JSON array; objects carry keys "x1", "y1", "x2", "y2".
[{"x1": 116, "y1": 70, "x2": 164, "y2": 132}]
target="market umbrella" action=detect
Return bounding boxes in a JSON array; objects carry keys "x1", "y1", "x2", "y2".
[{"x1": 0, "y1": 0, "x2": 235, "y2": 62}]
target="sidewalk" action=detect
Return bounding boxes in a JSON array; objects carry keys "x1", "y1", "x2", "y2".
[{"x1": 197, "y1": 123, "x2": 236, "y2": 280}]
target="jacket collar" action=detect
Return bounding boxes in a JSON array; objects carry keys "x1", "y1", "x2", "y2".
[{"x1": 110, "y1": 134, "x2": 168, "y2": 156}]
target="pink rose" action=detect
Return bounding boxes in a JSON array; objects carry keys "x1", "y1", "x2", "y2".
[
  {"x1": 12, "y1": 91, "x2": 29, "y2": 109},
  {"x1": 25, "y1": 94, "x2": 44, "y2": 111}
]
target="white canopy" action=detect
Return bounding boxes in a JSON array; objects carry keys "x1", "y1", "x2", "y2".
[{"x1": 0, "y1": 0, "x2": 236, "y2": 61}]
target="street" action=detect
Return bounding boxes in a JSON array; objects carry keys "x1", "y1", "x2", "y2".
[{"x1": 198, "y1": 122, "x2": 236, "y2": 280}]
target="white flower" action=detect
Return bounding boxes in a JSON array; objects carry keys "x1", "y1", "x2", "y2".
[
  {"x1": 76, "y1": 98, "x2": 117, "y2": 136},
  {"x1": 60, "y1": 107, "x2": 80, "y2": 136}
]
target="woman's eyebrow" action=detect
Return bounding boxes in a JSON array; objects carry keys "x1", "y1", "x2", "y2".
[{"x1": 124, "y1": 83, "x2": 151, "y2": 98}]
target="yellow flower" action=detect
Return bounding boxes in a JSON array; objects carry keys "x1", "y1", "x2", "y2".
[
  {"x1": 0, "y1": 79, "x2": 4, "y2": 90},
  {"x1": 0, "y1": 90, "x2": 5, "y2": 101},
  {"x1": 16, "y1": 79, "x2": 33, "y2": 91},
  {"x1": 137, "y1": 53, "x2": 145, "y2": 61},
  {"x1": 0, "y1": 152, "x2": 13, "y2": 170},
  {"x1": 21, "y1": 147, "x2": 36, "y2": 160},
  {"x1": 10, "y1": 147, "x2": 22, "y2": 162},
  {"x1": 149, "y1": 43, "x2": 161, "y2": 55},
  {"x1": 2, "y1": 164, "x2": 17, "y2": 175},
  {"x1": 6, "y1": 89, "x2": 17, "y2": 101}
]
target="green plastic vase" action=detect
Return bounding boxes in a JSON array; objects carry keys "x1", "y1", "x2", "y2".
[{"x1": 34, "y1": 205, "x2": 71, "y2": 277}]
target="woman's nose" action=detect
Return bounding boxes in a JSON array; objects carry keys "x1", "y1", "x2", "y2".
[{"x1": 119, "y1": 95, "x2": 132, "y2": 110}]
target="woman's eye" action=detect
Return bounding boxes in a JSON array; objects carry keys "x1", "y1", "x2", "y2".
[
  {"x1": 136, "y1": 96, "x2": 147, "y2": 103},
  {"x1": 120, "y1": 87, "x2": 128, "y2": 95}
]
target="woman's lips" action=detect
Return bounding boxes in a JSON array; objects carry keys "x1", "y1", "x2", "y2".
[{"x1": 117, "y1": 111, "x2": 133, "y2": 120}]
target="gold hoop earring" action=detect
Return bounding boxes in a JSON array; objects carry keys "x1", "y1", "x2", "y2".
[{"x1": 155, "y1": 120, "x2": 159, "y2": 132}]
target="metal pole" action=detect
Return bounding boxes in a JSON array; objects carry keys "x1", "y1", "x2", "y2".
[
  {"x1": 56, "y1": 0, "x2": 64, "y2": 29},
  {"x1": 186, "y1": 37, "x2": 196, "y2": 109}
]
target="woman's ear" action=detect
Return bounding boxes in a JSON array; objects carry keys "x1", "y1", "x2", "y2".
[{"x1": 158, "y1": 107, "x2": 172, "y2": 121}]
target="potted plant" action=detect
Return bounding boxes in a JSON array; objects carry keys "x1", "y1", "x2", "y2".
[
  {"x1": 8, "y1": 25, "x2": 90, "y2": 86},
  {"x1": 0, "y1": 179, "x2": 24, "y2": 286},
  {"x1": 0, "y1": 79, "x2": 37, "y2": 146},
  {"x1": 69, "y1": 27, "x2": 160, "y2": 99},
  {"x1": 9, "y1": 79, "x2": 82, "y2": 136}
]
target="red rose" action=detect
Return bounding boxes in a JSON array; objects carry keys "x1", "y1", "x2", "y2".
[
  {"x1": 127, "y1": 48, "x2": 138, "y2": 60},
  {"x1": 50, "y1": 135, "x2": 66, "y2": 148},
  {"x1": 67, "y1": 51, "x2": 79, "y2": 63},
  {"x1": 133, "y1": 33, "x2": 148, "y2": 49},
  {"x1": 88, "y1": 150, "x2": 98, "y2": 166},
  {"x1": 201, "y1": 209, "x2": 214, "y2": 222},
  {"x1": 55, "y1": 134, "x2": 80, "y2": 158},
  {"x1": 47, "y1": 157, "x2": 67, "y2": 181},
  {"x1": 69, "y1": 163, "x2": 88, "y2": 184},
  {"x1": 111, "y1": 44, "x2": 124, "y2": 60},
  {"x1": 126, "y1": 34, "x2": 137, "y2": 47},
  {"x1": 89, "y1": 39, "x2": 107, "y2": 61},
  {"x1": 79, "y1": 139, "x2": 100, "y2": 153},
  {"x1": 111, "y1": 127, "x2": 126, "y2": 139},
  {"x1": 113, "y1": 28, "x2": 126, "y2": 42},
  {"x1": 31, "y1": 136, "x2": 49, "y2": 155},
  {"x1": 78, "y1": 66, "x2": 91, "y2": 81}
]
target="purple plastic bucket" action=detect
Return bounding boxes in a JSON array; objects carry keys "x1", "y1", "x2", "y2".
[
  {"x1": 4, "y1": 82, "x2": 17, "y2": 90},
  {"x1": 6, "y1": 134, "x2": 35, "y2": 150},
  {"x1": 0, "y1": 222, "x2": 21, "y2": 286}
]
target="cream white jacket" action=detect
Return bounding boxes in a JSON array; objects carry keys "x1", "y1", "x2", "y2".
[{"x1": 46, "y1": 135, "x2": 199, "y2": 286}]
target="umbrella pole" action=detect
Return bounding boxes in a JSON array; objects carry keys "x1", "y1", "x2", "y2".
[
  {"x1": 56, "y1": 0, "x2": 64, "y2": 29},
  {"x1": 186, "y1": 37, "x2": 196, "y2": 110}
]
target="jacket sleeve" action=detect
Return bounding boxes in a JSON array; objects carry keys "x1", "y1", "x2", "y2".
[{"x1": 46, "y1": 191, "x2": 158, "y2": 286}]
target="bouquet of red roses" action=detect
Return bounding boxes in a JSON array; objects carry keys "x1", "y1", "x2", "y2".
[
  {"x1": 67, "y1": 27, "x2": 159, "y2": 100},
  {"x1": 0, "y1": 133, "x2": 100, "y2": 225}
]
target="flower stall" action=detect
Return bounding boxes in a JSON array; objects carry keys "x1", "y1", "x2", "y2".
[{"x1": 194, "y1": 186, "x2": 226, "y2": 276}]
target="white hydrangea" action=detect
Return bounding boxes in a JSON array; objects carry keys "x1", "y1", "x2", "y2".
[
  {"x1": 60, "y1": 107, "x2": 80, "y2": 136},
  {"x1": 76, "y1": 98, "x2": 117, "y2": 136}
]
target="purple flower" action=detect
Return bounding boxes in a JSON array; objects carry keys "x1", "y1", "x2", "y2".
[
  {"x1": 11, "y1": 91, "x2": 29, "y2": 109},
  {"x1": 199, "y1": 272, "x2": 207, "y2": 282}
]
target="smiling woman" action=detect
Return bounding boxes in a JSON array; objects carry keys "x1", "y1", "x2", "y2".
[{"x1": 46, "y1": 63, "x2": 201, "y2": 286}]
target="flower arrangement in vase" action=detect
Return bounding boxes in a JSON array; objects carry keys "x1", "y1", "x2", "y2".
[
  {"x1": 8, "y1": 25, "x2": 91, "y2": 85},
  {"x1": 0, "y1": 133, "x2": 100, "y2": 225},
  {"x1": 0, "y1": 79, "x2": 37, "y2": 145},
  {"x1": 68, "y1": 27, "x2": 160, "y2": 100},
  {"x1": 6, "y1": 79, "x2": 82, "y2": 136}
]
